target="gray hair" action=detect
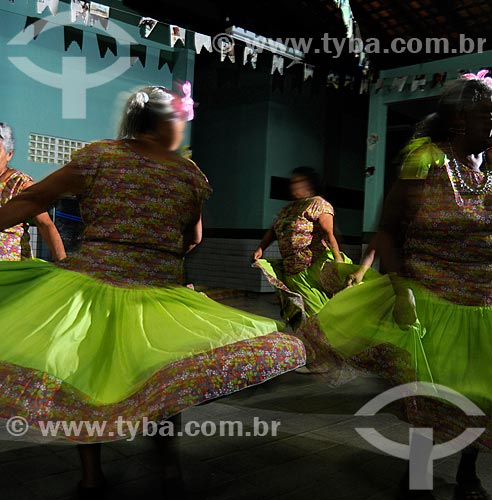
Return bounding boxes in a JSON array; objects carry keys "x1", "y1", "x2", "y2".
[
  {"x1": 0, "y1": 122, "x2": 14, "y2": 154},
  {"x1": 117, "y1": 86, "x2": 183, "y2": 139}
]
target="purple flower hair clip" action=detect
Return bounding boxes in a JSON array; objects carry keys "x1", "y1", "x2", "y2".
[
  {"x1": 462, "y1": 69, "x2": 492, "y2": 86},
  {"x1": 181, "y1": 81, "x2": 194, "y2": 121}
]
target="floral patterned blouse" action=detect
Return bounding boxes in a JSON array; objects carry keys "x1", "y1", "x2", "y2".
[
  {"x1": 273, "y1": 196, "x2": 334, "y2": 276},
  {"x1": 57, "y1": 140, "x2": 212, "y2": 287},
  {"x1": 384, "y1": 138, "x2": 492, "y2": 306},
  {"x1": 0, "y1": 170, "x2": 33, "y2": 260}
]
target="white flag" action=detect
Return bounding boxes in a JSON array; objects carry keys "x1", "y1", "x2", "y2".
[
  {"x1": 271, "y1": 55, "x2": 284, "y2": 75},
  {"x1": 170, "y1": 25, "x2": 186, "y2": 47},
  {"x1": 220, "y1": 39, "x2": 235, "y2": 63},
  {"x1": 139, "y1": 17, "x2": 158, "y2": 38},
  {"x1": 243, "y1": 46, "x2": 258, "y2": 68},
  {"x1": 71, "y1": 0, "x2": 90, "y2": 24},
  {"x1": 195, "y1": 33, "x2": 212, "y2": 54},
  {"x1": 37, "y1": 0, "x2": 59, "y2": 15},
  {"x1": 304, "y1": 64, "x2": 314, "y2": 81}
]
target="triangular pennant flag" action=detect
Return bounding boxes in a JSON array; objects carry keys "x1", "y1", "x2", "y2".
[
  {"x1": 220, "y1": 38, "x2": 235, "y2": 63},
  {"x1": 375, "y1": 78, "x2": 384, "y2": 93},
  {"x1": 243, "y1": 46, "x2": 258, "y2": 69},
  {"x1": 89, "y1": 2, "x2": 109, "y2": 29},
  {"x1": 139, "y1": 17, "x2": 157, "y2": 39},
  {"x1": 158, "y1": 50, "x2": 176, "y2": 71},
  {"x1": 96, "y1": 33, "x2": 117, "y2": 57},
  {"x1": 430, "y1": 71, "x2": 447, "y2": 88},
  {"x1": 359, "y1": 78, "x2": 369, "y2": 94},
  {"x1": 411, "y1": 74, "x2": 427, "y2": 92},
  {"x1": 195, "y1": 33, "x2": 212, "y2": 54},
  {"x1": 391, "y1": 75, "x2": 408, "y2": 92},
  {"x1": 37, "y1": 0, "x2": 59, "y2": 15},
  {"x1": 327, "y1": 71, "x2": 340, "y2": 89},
  {"x1": 271, "y1": 55, "x2": 284, "y2": 75},
  {"x1": 304, "y1": 64, "x2": 314, "y2": 81},
  {"x1": 344, "y1": 74, "x2": 355, "y2": 90},
  {"x1": 71, "y1": 0, "x2": 90, "y2": 24},
  {"x1": 24, "y1": 17, "x2": 48, "y2": 40},
  {"x1": 64, "y1": 26, "x2": 83, "y2": 50},
  {"x1": 170, "y1": 25, "x2": 186, "y2": 48},
  {"x1": 130, "y1": 44, "x2": 147, "y2": 67}
]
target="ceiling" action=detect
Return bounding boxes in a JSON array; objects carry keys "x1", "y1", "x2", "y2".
[{"x1": 121, "y1": 0, "x2": 492, "y2": 70}]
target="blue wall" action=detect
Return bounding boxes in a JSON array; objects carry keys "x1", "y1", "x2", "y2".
[{"x1": 0, "y1": 0, "x2": 193, "y2": 180}]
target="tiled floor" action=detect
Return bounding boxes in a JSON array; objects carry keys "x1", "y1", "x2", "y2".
[{"x1": 0, "y1": 293, "x2": 490, "y2": 500}]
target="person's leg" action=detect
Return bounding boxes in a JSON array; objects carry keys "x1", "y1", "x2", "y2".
[
  {"x1": 455, "y1": 446, "x2": 491, "y2": 500},
  {"x1": 77, "y1": 443, "x2": 106, "y2": 498},
  {"x1": 154, "y1": 414, "x2": 188, "y2": 496}
]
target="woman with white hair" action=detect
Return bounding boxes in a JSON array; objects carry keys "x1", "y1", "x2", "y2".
[{"x1": 0, "y1": 122, "x2": 65, "y2": 260}]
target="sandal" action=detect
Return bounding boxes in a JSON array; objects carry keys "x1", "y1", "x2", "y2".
[{"x1": 454, "y1": 480, "x2": 492, "y2": 500}]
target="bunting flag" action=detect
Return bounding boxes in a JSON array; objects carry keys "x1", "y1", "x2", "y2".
[
  {"x1": 64, "y1": 26, "x2": 83, "y2": 50},
  {"x1": 271, "y1": 55, "x2": 284, "y2": 75},
  {"x1": 170, "y1": 25, "x2": 186, "y2": 47},
  {"x1": 96, "y1": 33, "x2": 117, "y2": 57},
  {"x1": 340, "y1": 0, "x2": 354, "y2": 38},
  {"x1": 37, "y1": 0, "x2": 59, "y2": 15},
  {"x1": 89, "y1": 2, "x2": 109, "y2": 29},
  {"x1": 391, "y1": 75, "x2": 408, "y2": 92},
  {"x1": 344, "y1": 74, "x2": 355, "y2": 90},
  {"x1": 139, "y1": 17, "x2": 157, "y2": 38},
  {"x1": 130, "y1": 44, "x2": 147, "y2": 67},
  {"x1": 194, "y1": 33, "x2": 212, "y2": 54},
  {"x1": 359, "y1": 77, "x2": 369, "y2": 94},
  {"x1": 220, "y1": 38, "x2": 235, "y2": 63},
  {"x1": 375, "y1": 78, "x2": 384, "y2": 93},
  {"x1": 158, "y1": 49, "x2": 175, "y2": 71},
  {"x1": 326, "y1": 71, "x2": 340, "y2": 89},
  {"x1": 243, "y1": 46, "x2": 258, "y2": 68},
  {"x1": 70, "y1": 0, "x2": 90, "y2": 24},
  {"x1": 303, "y1": 64, "x2": 314, "y2": 81},
  {"x1": 24, "y1": 16, "x2": 48, "y2": 40},
  {"x1": 411, "y1": 74, "x2": 427, "y2": 92},
  {"x1": 430, "y1": 71, "x2": 447, "y2": 88}
]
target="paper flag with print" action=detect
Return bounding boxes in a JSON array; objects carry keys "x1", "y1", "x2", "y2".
[
  {"x1": 89, "y1": 2, "x2": 109, "y2": 18},
  {"x1": 271, "y1": 55, "x2": 284, "y2": 75},
  {"x1": 411, "y1": 74, "x2": 427, "y2": 92},
  {"x1": 195, "y1": 33, "x2": 212, "y2": 54},
  {"x1": 243, "y1": 46, "x2": 258, "y2": 68},
  {"x1": 37, "y1": 0, "x2": 59, "y2": 15},
  {"x1": 392, "y1": 75, "x2": 408, "y2": 92},
  {"x1": 327, "y1": 72, "x2": 340, "y2": 89},
  {"x1": 170, "y1": 25, "x2": 186, "y2": 47},
  {"x1": 139, "y1": 17, "x2": 157, "y2": 38},
  {"x1": 304, "y1": 64, "x2": 314, "y2": 81},
  {"x1": 220, "y1": 38, "x2": 235, "y2": 62},
  {"x1": 71, "y1": 0, "x2": 90, "y2": 24}
]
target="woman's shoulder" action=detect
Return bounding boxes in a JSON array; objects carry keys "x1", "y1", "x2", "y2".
[
  {"x1": 308, "y1": 196, "x2": 334, "y2": 213},
  {"x1": 399, "y1": 137, "x2": 446, "y2": 180}
]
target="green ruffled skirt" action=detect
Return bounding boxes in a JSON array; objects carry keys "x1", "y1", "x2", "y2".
[
  {"x1": 0, "y1": 260, "x2": 305, "y2": 442},
  {"x1": 298, "y1": 274, "x2": 492, "y2": 448}
]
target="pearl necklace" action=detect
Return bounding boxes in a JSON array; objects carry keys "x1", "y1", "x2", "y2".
[{"x1": 449, "y1": 158, "x2": 492, "y2": 195}]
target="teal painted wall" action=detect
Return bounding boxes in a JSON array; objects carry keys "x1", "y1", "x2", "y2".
[
  {"x1": 364, "y1": 50, "x2": 492, "y2": 234},
  {"x1": 0, "y1": 1, "x2": 193, "y2": 180}
]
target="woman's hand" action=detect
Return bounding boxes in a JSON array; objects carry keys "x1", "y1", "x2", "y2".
[
  {"x1": 252, "y1": 247, "x2": 263, "y2": 261},
  {"x1": 345, "y1": 270, "x2": 364, "y2": 288},
  {"x1": 393, "y1": 288, "x2": 417, "y2": 330}
]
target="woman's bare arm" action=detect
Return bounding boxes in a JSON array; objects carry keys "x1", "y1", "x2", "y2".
[{"x1": 318, "y1": 213, "x2": 343, "y2": 263}]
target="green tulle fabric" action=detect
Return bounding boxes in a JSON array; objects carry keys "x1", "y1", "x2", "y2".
[{"x1": 0, "y1": 259, "x2": 284, "y2": 405}]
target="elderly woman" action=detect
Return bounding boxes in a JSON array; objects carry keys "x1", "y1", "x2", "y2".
[
  {"x1": 0, "y1": 123, "x2": 65, "y2": 260},
  {"x1": 252, "y1": 167, "x2": 352, "y2": 327},
  {"x1": 298, "y1": 73, "x2": 492, "y2": 500},
  {"x1": 0, "y1": 86, "x2": 305, "y2": 497}
]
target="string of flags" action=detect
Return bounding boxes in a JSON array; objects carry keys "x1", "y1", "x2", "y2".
[
  {"x1": 13, "y1": 0, "x2": 371, "y2": 92},
  {"x1": 374, "y1": 71, "x2": 461, "y2": 95}
]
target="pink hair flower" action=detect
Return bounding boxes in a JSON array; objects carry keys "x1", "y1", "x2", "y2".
[
  {"x1": 181, "y1": 81, "x2": 194, "y2": 121},
  {"x1": 462, "y1": 69, "x2": 492, "y2": 86}
]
